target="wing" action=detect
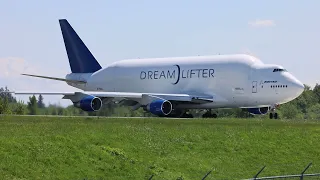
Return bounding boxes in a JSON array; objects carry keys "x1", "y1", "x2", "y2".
[{"x1": 11, "y1": 91, "x2": 225, "y2": 105}]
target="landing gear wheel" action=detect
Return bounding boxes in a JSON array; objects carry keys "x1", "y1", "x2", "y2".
[
  {"x1": 269, "y1": 112, "x2": 279, "y2": 119},
  {"x1": 202, "y1": 113, "x2": 209, "y2": 118},
  {"x1": 202, "y1": 110, "x2": 218, "y2": 118},
  {"x1": 181, "y1": 113, "x2": 193, "y2": 118},
  {"x1": 269, "y1": 113, "x2": 273, "y2": 119},
  {"x1": 202, "y1": 112, "x2": 211, "y2": 118},
  {"x1": 180, "y1": 111, "x2": 194, "y2": 118}
]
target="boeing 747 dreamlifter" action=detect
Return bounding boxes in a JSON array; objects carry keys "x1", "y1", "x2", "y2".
[{"x1": 12, "y1": 19, "x2": 305, "y2": 119}]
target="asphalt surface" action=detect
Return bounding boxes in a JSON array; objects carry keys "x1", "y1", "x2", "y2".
[{"x1": 0, "y1": 114, "x2": 187, "y2": 119}]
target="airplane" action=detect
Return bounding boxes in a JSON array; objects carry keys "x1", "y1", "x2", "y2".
[{"x1": 11, "y1": 19, "x2": 305, "y2": 119}]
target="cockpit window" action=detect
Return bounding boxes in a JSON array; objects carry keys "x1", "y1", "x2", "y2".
[{"x1": 273, "y1": 68, "x2": 287, "y2": 72}]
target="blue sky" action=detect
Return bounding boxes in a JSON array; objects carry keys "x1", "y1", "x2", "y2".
[{"x1": 0, "y1": 0, "x2": 319, "y2": 106}]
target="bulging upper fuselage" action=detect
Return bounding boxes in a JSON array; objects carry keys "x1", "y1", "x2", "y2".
[{"x1": 66, "y1": 54, "x2": 304, "y2": 109}]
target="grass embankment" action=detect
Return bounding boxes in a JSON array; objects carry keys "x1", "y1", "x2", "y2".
[{"x1": 0, "y1": 116, "x2": 319, "y2": 180}]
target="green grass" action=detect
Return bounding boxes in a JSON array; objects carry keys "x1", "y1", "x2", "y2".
[{"x1": 0, "y1": 116, "x2": 320, "y2": 180}]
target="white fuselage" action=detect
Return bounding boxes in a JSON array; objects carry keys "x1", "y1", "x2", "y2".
[{"x1": 66, "y1": 54, "x2": 304, "y2": 109}]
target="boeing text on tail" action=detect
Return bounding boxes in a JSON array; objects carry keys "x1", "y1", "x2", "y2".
[{"x1": 13, "y1": 19, "x2": 305, "y2": 119}]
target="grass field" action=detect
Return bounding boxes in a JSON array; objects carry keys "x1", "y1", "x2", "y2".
[{"x1": 0, "y1": 116, "x2": 320, "y2": 180}]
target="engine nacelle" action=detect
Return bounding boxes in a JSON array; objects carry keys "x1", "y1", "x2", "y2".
[
  {"x1": 146, "y1": 99, "x2": 173, "y2": 116},
  {"x1": 77, "y1": 95, "x2": 103, "y2": 112},
  {"x1": 247, "y1": 107, "x2": 270, "y2": 115}
]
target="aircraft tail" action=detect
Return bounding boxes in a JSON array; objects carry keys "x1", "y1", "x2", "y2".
[{"x1": 59, "y1": 19, "x2": 102, "y2": 73}]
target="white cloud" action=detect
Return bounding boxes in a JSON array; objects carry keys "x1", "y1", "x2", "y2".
[
  {"x1": 0, "y1": 57, "x2": 28, "y2": 78},
  {"x1": 248, "y1": 19, "x2": 275, "y2": 27},
  {"x1": 0, "y1": 57, "x2": 76, "y2": 106}
]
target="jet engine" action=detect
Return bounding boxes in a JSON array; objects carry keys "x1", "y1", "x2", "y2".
[
  {"x1": 75, "y1": 95, "x2": 103, "y2": 112},
  {"x1": 247, "y1": 107, "x2": 270, "y2": 115},
  {"x1": 146, "y1": 99, "x2": 173, "y2": 116}
]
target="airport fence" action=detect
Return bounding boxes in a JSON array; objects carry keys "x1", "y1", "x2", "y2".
[{"x1": 148, "y1": 162, "x2": 320, "y2": 180}]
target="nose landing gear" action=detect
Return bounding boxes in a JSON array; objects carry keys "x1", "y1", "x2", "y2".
[{"x1": 269, "y1": 104, "x2": 279, "y2": 119}]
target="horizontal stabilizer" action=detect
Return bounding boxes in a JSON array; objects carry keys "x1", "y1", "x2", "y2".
[{"x1": 21, "y1": 74, "x2": 86, "y2": 84}]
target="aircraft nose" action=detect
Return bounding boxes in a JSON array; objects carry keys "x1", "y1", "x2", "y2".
[
  {"x1": 293, "y1": 79, "x2": 304, "y2": 96},
  {"x1": 283, "y1": 72, "x2": 304, "y2": 97},
  {"x1": 289, "y1": 77, "x2": 304, "y2": 97}
]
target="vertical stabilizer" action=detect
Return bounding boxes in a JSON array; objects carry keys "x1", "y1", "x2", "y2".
[{"x1": 59, "y1": 19, "x2": 102, "y2": 73}]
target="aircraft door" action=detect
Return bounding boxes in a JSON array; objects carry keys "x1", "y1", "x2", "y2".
[{"x1": 252, "y1": 81, "x2": 257, "y2": 93}]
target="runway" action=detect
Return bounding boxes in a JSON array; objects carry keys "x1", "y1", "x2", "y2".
[{"x1": 0, "y1": 114, "x2": 188, "y2": 119}]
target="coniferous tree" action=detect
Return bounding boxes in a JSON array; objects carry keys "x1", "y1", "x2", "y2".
[
  {"x1": 0, "y1": 86, "x2": 16, "y2": 103},
  {"x1": 0, "y1": 97, "x2": 10, "y2": 114},
  {"x1": 313, "y1": 83, "x2": 320, "y2": 103},
  {"x1": 37, "y1": 94, "x2": 45, "y2": 108},
  {"x1": 27, "y1": 95, "x2": 38, "y2": 115}
]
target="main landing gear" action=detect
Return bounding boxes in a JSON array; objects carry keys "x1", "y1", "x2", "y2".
[
  {"x1": 202, "y1": 109, "x2": 218, "y2": 118},
  {"x1": 179, "y1": 109, "x2": 218, "y2": 118},
  {"x1": 169, "y1": 109, "x2": 193, "y2": 118},
  {"x1": 269, "y1": 105, "x2": 279, "y2": 119},
  {"x1": 180, "y1": 112, "x2": 194, "y2": 118},
  {"x1": 165, "y1": 109, "x2": 218, "y2": 118}
]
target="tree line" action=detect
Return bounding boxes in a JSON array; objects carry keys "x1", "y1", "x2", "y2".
[{"x1": 0, "y1": 84, "x2": 319, "y2": 119}]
